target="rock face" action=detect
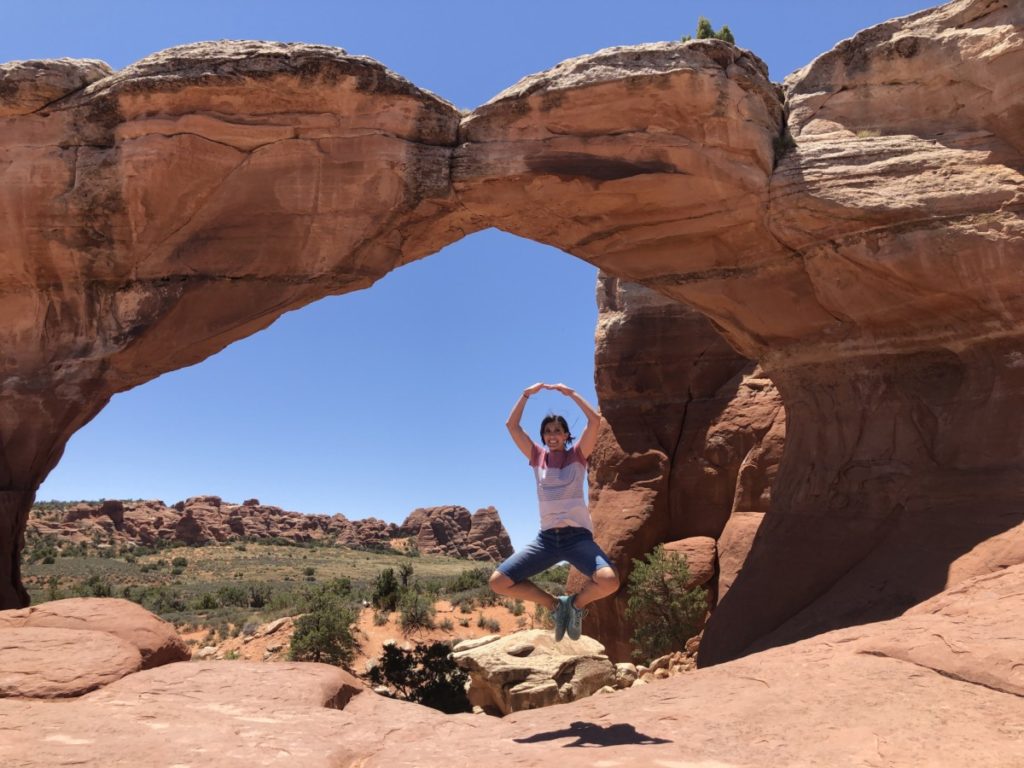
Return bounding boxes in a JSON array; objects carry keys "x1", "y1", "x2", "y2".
[
  {"x1": 0, "y1": 626, "x2": 142, "y2": 698},
  {"x1": 0, "y1": 597, "x2": 189, "y2": 668},
  {"x1": 398, "y1": 505, "x2": 514, "y2": 561},
  {"x1": 698, "y1": 0, "x2": 1024, "y2": 665},
  {"x1": 1, "y1": 1, "x2": 1022, "y2": 682},
  {"x1": 452, "y1": 629, "x2": 616, "y2": 715},
  {"x1": 1, "y1": 564, "x2": 1023, "y2": 766},
  {"x1": 571, "y1": 276, "x2": 784, "y2": 660},
  {"x1": 27, "y1": 498, "x2": 514, "y2": 561}
]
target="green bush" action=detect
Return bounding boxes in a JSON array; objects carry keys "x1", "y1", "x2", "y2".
[
  {"x1": 443, "y1": 567, "x2": 492, "y2": 594},
  {"x1": 171, "y1": 556, "x2": 188, "y2": 568},
  {"x1": 367, "y1": 641, "x2": 470, "y2": 714},
  {"x1": 289, "y1": 590, "x2": 357, "y2": 666},
  {"x1": 625, "y1": 545, "x2": 708, "y2": 662},
  {"x1": 681, "y1": 16, "x2": 736, "y2": 44},
  {"x1": 372, "y1": 568, "x2": 401, "y2": 612},
  {"x1": 399, "y1": 589, "x2": 435, "y2": 633},
  {"x1": 476, "y1": 613, "x2": 500, "y2": 633}
]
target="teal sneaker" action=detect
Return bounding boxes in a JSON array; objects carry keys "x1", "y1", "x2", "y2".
[
  {"x1": 567, "y1": 598, "x2": 587, "y2": 641},
  {"x1": 553, "y1": 595, "x2": 572, "y2": 642}
]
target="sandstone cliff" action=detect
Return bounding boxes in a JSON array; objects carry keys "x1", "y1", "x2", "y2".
[
  {"x1": 1, "y1": 1, "x2": 1021, "y2": 675},
  {"x1": 27, "y1": 498, "x2": 513, "y2": 561}
]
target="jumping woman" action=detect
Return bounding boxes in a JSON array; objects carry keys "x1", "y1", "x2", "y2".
[{"x1": 489, "y1": 382, "x2": 620, "y2": 641}]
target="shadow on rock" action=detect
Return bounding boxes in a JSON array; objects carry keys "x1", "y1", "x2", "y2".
[{"x1": 513, "y1": 720, "x2": 672, "y2": 748}]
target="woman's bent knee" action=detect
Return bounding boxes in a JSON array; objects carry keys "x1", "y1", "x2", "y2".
[
  {"x1": 489, "y1": 570, "x2": 514, "y2": 594},
  {"x1": 595, "y1": 567, "x2": 620, "y2": 594}
]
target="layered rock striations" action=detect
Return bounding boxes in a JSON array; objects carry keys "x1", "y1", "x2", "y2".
[
  {"x1": 27, "y1": 497, "x2": 513, "y2": 560},
  {"x1": 2, "y1": 1, "x2": 1022, "y2": 676}
]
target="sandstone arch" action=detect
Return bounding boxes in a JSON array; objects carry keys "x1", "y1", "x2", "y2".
[{"x1": 2, "y1": 0, "x2": 1021, "y2": 666}]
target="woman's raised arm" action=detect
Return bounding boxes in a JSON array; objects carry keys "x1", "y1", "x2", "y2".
[
  {"x1": 548, "y1": 383, "x2": 601, "y2": 459},
  {"x1": 506, "y1": 383, "x2": 544, "y2": 459}
]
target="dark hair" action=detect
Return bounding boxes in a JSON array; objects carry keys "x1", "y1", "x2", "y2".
[{"x1": 539, "y1": 414, "x2": 574, "y2": 447}]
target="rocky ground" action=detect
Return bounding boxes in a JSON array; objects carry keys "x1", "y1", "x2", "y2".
[{"x1": 1, "y1": 561, "x2": 1022, "y2": 766}]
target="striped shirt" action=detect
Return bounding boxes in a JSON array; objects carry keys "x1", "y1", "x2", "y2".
[{"x1": 529, "y1": 443, "x2": 592, "y2": 532}]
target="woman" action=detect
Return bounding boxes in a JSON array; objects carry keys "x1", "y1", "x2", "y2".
[{"x1": 489, "y1": 382, "x2": 620, "y2": 641}]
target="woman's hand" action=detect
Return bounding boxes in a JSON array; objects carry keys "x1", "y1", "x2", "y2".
[
  {"x1": 524, "y1": 382, "x2": 545, "y2": 396},
  {"x1": 546, "y1": 383, "x2": 573, "y2": 395}
]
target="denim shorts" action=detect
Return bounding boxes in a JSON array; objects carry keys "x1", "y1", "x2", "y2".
[{"x1": 497, "y1": 526, "x2": 613, "y2": 584}]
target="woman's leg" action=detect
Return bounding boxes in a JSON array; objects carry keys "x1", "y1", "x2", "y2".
[
  {"x1": 488, "y1": 571, "x2": 558, "y2": 611},
  {"x1": 564, "y1": 533, "x2": 620, "y2": 608},
  {"x1": 489, "y1": 532, "x2": 563, "y2": 611},
  {"x1": 571, "y1": 566, "x2": 620, "y2": 609}
]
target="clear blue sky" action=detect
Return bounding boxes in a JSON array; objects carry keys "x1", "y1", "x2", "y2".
[{"x1": 10, "y1": 1, "x2": 934, "y2": 550}]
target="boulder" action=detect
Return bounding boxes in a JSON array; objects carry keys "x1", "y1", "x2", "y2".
[
  {"x1": 663, "y1": 537, "x2": 717, "y2": 589},
  {"x1": 0, "y1": 626, "x2": 141, "y2": 698},
  {"x1": 452, "y1": 629, "x2": 615, "y2": 715},
  {"x1": 0, "y1": 597, "x2": 188, "y2": 668}
]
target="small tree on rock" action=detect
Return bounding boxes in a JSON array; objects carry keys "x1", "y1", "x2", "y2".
[
  {"x1": 625, "y1": 545, "x2": 708, "y2": 662},
  {"x1": 681, "y1": 17, "x2": 736, "y2": 45}
]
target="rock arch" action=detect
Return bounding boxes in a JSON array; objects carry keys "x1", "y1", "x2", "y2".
[{"x1": 2, "y1": 0, "x2": 1021, "y2": 664}]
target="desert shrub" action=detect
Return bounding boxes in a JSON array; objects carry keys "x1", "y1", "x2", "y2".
[
  {"x1": 681, "y1": 16, "x2": 735, "y2": 44},
  {"x1": 289, "y1": 590, "x2": 357, "y2": 666},
  {"x1": 73, "y1": 573, "x2": 113, "y2": 598},
  {"x1": 303, "y1": 566, "x2": 316, "y2": 578},
  {"x1": 444, "y1": 567, "x2": 491, "y2": 594},
  {"x1": 510, "y1": 599, "x2": 524, "y2": 617},
  {"x1": 476, "y1": 614, "x2": 500, "y2": 633},
  {"x1": 373, "y1": 610, "x2": 390, "y2": 626},
  {"x1": 534, "y1": 604, "x2": 553, "y2": 630},
  {"x1": 439, "y1": 617, "x2": 454, "y2": 631},
  {"x1": 625, "y1": 545, "x2": 708, "y2": 662},
  {"x1": 170, "y1": 566, "x2": 184, "y2": 576},
  {"x1": 398, "y1": 561, "x2": 414, "y2": 588},
  {"x1": 372, "y1": 568, "x2": 401, "y2": 612},
  {"x1": 171, "y1": 556, "x2": 188, "y2": 568},
  {"x1": 398, "y1": 590, "x2": 435, "y2": 633},
  {"x1": 242, "y1": 621, "x2": 259, "y2": 637},
  {"x1": 194, "y1": 592, "x2": 219, "y2": 610},
  {"x1": 368, "y1": 641, "x2": 470, "y2": 714},
  {"x1": 216, "y1": 585, "x2": 250, "y2": 608},
  {"x1": 457, "y1": 598, "x2": 474, "y2": 614}
]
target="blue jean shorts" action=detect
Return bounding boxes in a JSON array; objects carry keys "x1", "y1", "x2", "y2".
[{"x1": 497, "y1": 526, "x2": 614, "y2": 584}]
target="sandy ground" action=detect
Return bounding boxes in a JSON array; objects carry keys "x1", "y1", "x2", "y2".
[{"x1": 181, "y1": 599, "x2": 544, "y2": 675}]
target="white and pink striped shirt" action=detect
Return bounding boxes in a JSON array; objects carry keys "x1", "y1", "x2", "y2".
[{"x1": 529, "y1": 443, "x2": 593, "y2": 532}]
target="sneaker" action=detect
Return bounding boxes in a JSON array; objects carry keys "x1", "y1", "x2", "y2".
[
  {"x1": 567, "y1": 598, "x2": 587, "y2": 641},
  {"x1": 553, "y1": 595, "x2": 572, "y2": 642}
]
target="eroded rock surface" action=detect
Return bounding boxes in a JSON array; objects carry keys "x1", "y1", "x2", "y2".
[
  {"x1": 2, "y1": 564, "x2": 1022, "y2": 767},
  {"x1": 452, "y1": 629, "x2": 616, "y2": 715},
  {"x1": 1, "y1": 2, "x2": 1022, "y2": 680},
  {"x1": 0, "y1": 625, "x2": 141, "y2": 698},
  {"x1": 573, "y1": 276, "x2": 784, "y2": 659},
  {"x1": 398, "y1": 505, "x2": 514, "y2": 561},
  {"x1": 0, "y1": 597, "x2": 188, "y2": 668}
]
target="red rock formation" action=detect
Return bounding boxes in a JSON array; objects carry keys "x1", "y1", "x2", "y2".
[
  {"x1": 571, "y1": 277, "x2": 783, "y2": 660},
  {"x1": 0, "y1": 3, "x2": 1021, "y2": 681},
  {"x1": 0, "y1": 597, "x2": 189, "y2": 668},
  {"x1": 28, "y1": 497, "x2": 514, "y2": 561},
  {"x1": 398, "y1": 505, "x2": 514, "y2": 561}
]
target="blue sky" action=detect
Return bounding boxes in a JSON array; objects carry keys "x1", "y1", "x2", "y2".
[{"x1": 10, "y1": 1, "x2": 934, "y2": 550}]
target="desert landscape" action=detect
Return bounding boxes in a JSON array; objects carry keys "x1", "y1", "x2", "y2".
[{"x1": 2, "y1": 0, "x2": 1023, "y2": 764}]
